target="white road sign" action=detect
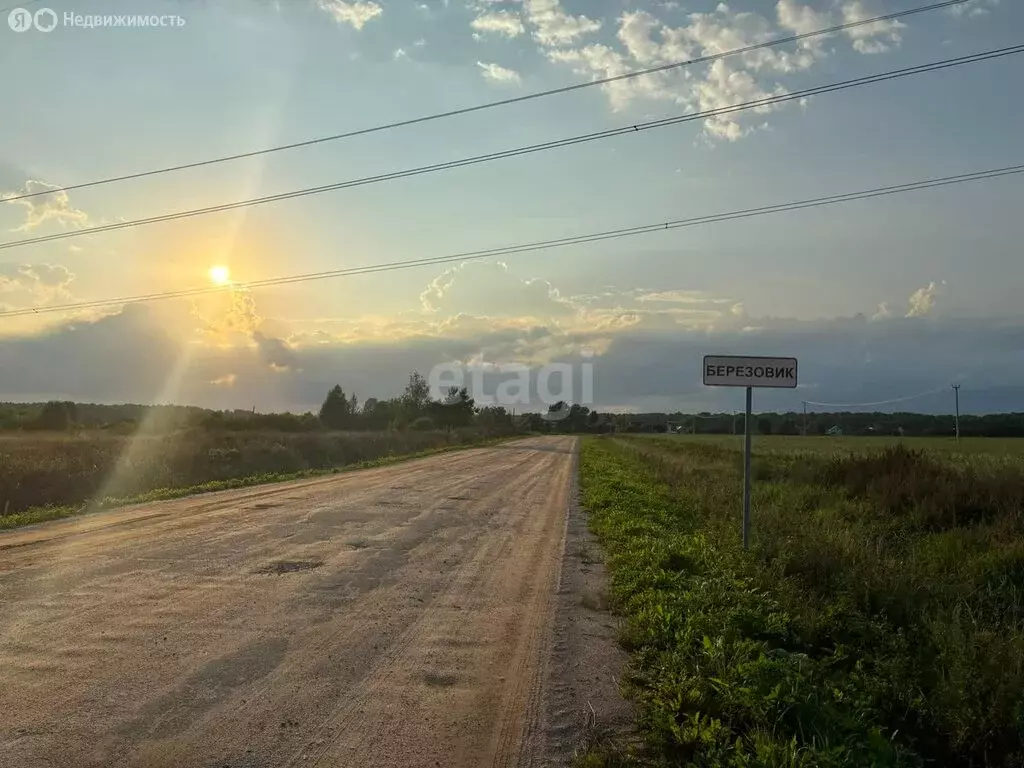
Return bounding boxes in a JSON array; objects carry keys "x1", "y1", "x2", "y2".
[{"x1": 703, "y1": 355, "x2": 798, "y2": 389}]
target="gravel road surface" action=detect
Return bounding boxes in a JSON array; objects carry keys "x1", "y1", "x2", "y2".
[{"x1": 0, "y1": 436, "x2": 577, "y2": 768}]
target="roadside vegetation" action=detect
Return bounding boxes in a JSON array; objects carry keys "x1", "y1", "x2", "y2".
[
  {"x1": 0, "y1": 371, "x2": 522, "y2": 529},
  {"x1": 0, "y1": 430, "x2": 499, "y2": 530},
  {"x1": 579, "y1": 435, "x2": 1024, "y2": 767}
]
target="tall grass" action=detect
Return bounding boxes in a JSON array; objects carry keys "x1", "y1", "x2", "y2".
[
  {"x1": 0, "y1": 428, "x2": 488, "y2": 519},
  {"x1": 580, "y1": 436, "x2": 1024, "y2": 767}
]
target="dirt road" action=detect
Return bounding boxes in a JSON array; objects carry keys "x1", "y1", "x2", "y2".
[{"x1": 0, "y1": 436, "x2": 576, "y2": 768}]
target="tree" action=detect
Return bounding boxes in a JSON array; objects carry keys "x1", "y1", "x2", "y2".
[
  {"x1": 757, "y1": 417, "x2": 773, "y2": 435},
  {"x1": 318, "y1": 385, "x2": 352, "y2": 429},
  {"x1": 477, "y1": 405, "x2": 512, "y2": 433},
  {"x1": 348, "y1": 392, "x2": 359, "y2": 415},
  {"x1": 402, "y1": 372, "x2": 431, "y2": 412},
  {"x1": 36, "y1": 401, "x2": 76, "y2": 431}
]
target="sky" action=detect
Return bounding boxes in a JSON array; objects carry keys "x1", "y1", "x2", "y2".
[{"x1": 0, "y1": 0, "x2": 1021, "y2": 415}]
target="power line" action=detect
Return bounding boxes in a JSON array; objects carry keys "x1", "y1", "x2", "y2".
[
  {"x1": 0, "y1": 0, "x2": 972, "y2": 205},
  {"x1": 1, "y1": 162, "x2": 1020, "y2": 319},
  {"x1": 0, "y1": 0, "x2": 42, "y2": 15},
  {"x1": 804, "y1": 386, "x2": 951, "y2": 408},
  {"x1": 3, "y1": 44, "x2": 1021, "y2": 253}
]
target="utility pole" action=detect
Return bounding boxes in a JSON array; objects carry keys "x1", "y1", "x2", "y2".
[
  {"x1": 952, "y1": 384, "x2": 961, "y2": 443},
  {"x1": 802, "y1": 401, "x2": 807, "y2": 437}
]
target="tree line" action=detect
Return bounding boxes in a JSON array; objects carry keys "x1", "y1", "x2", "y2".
[{"x1": 2, "y1": 380, "x2": 1022, "y2": 437}]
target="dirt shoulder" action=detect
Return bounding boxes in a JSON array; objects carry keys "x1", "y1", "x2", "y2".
[{"x1": 524, "y1": 444, "x2": 634, "y2": 767}]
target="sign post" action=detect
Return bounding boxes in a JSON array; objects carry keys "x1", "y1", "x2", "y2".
[{"x1": 703, "y1": 355, "x2": 798, "y2": 549}]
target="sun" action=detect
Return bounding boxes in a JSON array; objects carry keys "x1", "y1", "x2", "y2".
[{"x1": 208, "y1": 265, "x2": 231, "y2": 286}]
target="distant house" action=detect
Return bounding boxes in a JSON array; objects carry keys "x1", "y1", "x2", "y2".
[{"x1": 826, "y1": 425, "x2": 844, "y2": 436}]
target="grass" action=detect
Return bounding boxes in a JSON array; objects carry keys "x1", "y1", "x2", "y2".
[
  {"x1": 579, "y1": 435, "x2": 1024, "y2": 767},
  {"x1": 0, "y1": 434, "x2": 509, "y2": 531},
  {"x1": 650, "y1": 433, "x2": 1024, "y2": 456}
]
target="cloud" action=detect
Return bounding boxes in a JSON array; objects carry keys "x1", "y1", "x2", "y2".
[
  {"x1": 776, "y1": 0, "x2": 833, "y2": 37},
  {"x1": 545, "y1": 3, "x2": 817, "y2": 138},
  {"x1": 420, "y1": 261, "x2": 573, "y2": 318},
  {"x1": 193, "y1": 289, "x2": 261, "y2": 341},
  {"x1": 0, "y1": 267, "x2": 1018, "y2": 414},
  {"x1": 2, "y1": 180, "x2": 90, "y2": 233},
  {"x1": 524, "y1": 0, "x2": 601, "y2": 46},
  {"x1": 0, "y1": 263, "x2": 75, "y2": 306},
  {"x1": 906, "y1": 281, "x2": 943, "y2": 318},
  {"x1": 538, "y1": 0, "x2": 928, "y2": 140},
  {"x1": 471, "y1": 10, "x2": 524, "y2": 37},
  {"x1": 948, "y1": 0, "x2": 999, "y2": 18},
  {"x1": 871, "y1": 301, "x2": 892, "y2": 321},
  {"x1": 634, "y1": 289, "x2": 732, "y2": 305},
  {"x1": 841, "y1": 0, "x2": 904, "y2": 54},
  {"x1": 315, "y1": 0, "x2": 382, "y2": 29},
  {"x1": 5, "y1": 298, "x2": 1024, "y2": 415},
  {"x1": 476, "y1": 61, "x2": 523, "y2": 84},
  {"x1": 192, "y1": 288, "x2": 297, "y2": 372},
  {"x1": 618, "y1": 10, "x2": 662, "y2": 64},
  {"x1": 254, "y1": 331, "x2": 298, "y2": 371}
]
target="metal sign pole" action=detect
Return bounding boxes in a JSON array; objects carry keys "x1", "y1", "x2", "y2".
[
  {"x1": 743, "y1": 386, "x2": 752, "y2": 549},
  {"x1": 702, "y1": 355, "x2": 797, "y2": 550}
]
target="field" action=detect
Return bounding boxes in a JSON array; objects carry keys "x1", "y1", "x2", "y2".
[
  {"x1": 0, "y1": 428, "x2": 491, "y2": 528},
  {"x1": 649, "y1": 433, "x2": 1024, "y2": 456},
  {"x1": 579, "y1": 434, "x2": 1024, "y2": 767}
]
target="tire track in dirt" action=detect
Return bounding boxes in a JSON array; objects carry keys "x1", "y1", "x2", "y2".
[{"x1": 0, "y1": 436, "x2": 575, "y2": 768}]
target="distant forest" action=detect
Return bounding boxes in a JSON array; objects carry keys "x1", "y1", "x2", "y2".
[{"x1": 1, "y1": 381, "x2": 1022, "y2": 438}]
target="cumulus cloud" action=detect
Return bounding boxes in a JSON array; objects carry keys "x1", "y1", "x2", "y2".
[
  {"x1": 948, "y1": 0, "x2": 999, "y2": 18},
  {"x1": 471, "y1": 10, "x2": 524, "y2": 37},
  {"x1": 315, "y1": 0, "x2": 382, "y2": 29},
  {"x1": 420, "y1": 261, "x2": 574, "y2": 318},
  {"x1": 0, "y1": 263, "x2": 74, "y2": 305},
  {"x1": 2, "y1": 180, "x2": 89, "y2": 233},
  {"x1": 536, "y1": 0, "x2": 929, "y2": 140},
  {"x1": 192, "y1": 288, "x2": 298, "y2": 372},
  {"x1": 776, "y1": 0, "x2": 834, "y2": 36},
  {"x1": 618, "y1": 10, "x2": 663, "y2": 64},
  {"x1": 476, "y1": 61, "x2": 523, "y2": 84},
  {"x1": 906, "y1": 281, "x2": 943, "y2": 318},
  {"x1": 5, "y1": 298, "x2": 1024, "y2": 415},
  {"x1": 545, "y1": 3, "x2": 816, "y2": 138},
  {"x1": 841, "y1": 0, "x2": 904, "y2": 54},
  {"x1": 871, "y1": 301, "x2": 892, "y2": 321},
  {"x1": 524, "y1": 0, "x2": 601, "y2": 46}
]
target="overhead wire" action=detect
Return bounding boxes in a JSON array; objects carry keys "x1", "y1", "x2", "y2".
[
  {"x1": 2, "y1": 43, "x2": 1021, "y2": 252},
  {"x1": 0, "y1": 0, "x2": 974, "y2": 204},
  {"x1": 804, "y1": 386, "x2": 952, "y2": 408},
  {"x1": 1, "y1": 162, "x2": 1020, "y2": 318},
  {"x1": 0, "y1": 0, "x2": 42, "y2": 16}
]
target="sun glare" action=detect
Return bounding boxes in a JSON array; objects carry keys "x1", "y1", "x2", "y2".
[{"x1": 208, "y1": 265, "x2": 231, "y2": 286}]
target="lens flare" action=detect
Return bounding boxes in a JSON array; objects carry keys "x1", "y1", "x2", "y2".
[{"x1": 208, "y1": 265, "x2": 231, "y2": 286}]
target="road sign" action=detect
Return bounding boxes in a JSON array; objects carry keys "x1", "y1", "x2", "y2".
[
  {"x1": 702, "y1": 354, "x2": 799, "y2": 550},
  {"x1": 703, "y1": 355, "x2": 798, "y2": 389}
]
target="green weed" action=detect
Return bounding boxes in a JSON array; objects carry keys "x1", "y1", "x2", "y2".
[{"x1": 580, "y1": 435, "x2": 1024, "y2": 767}]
